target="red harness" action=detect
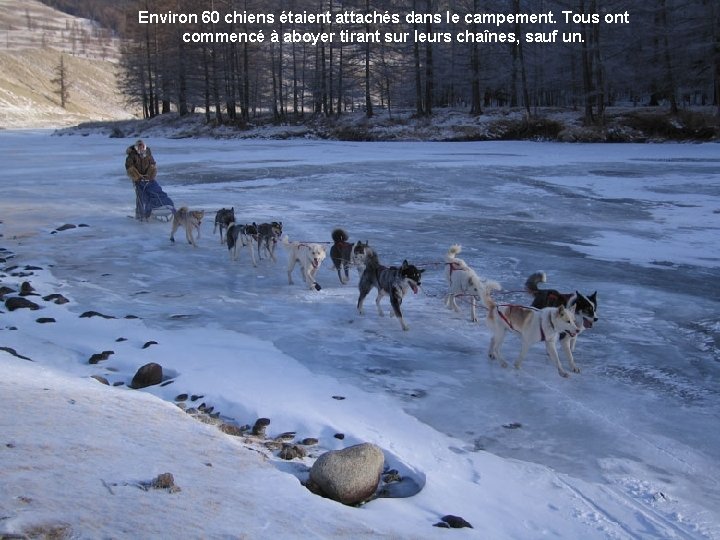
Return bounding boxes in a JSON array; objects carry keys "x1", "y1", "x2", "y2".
[
  {"x1": 496, "y1": 305, "x2": 553, "y2": 342},
  {"x1": 446, "y1": 261, "x2": 463, "y2": 276}
]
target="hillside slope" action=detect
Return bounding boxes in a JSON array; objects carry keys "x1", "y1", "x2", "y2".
[{"x1": 0, "y1": 0, "x2": 136, "y2": 128}]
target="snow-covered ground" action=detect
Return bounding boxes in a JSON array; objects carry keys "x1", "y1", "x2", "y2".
[{"x1": 1, "y1": 130, "x2": 719, "y2": 538}]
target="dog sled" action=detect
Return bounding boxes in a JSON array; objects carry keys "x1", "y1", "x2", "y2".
[{"x1": 135, "y1": 180, "x2": 175, "y2": 221}]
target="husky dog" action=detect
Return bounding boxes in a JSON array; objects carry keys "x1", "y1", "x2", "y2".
[
  {"x1": 350, "y1": 240, "x2": 370, "y2": 278},
  {"x1": 330, "y1": 228, "x2": 353, "y2": 284},
  {"x1": 482, "y1": 288, "x2": 579, "y2": 378},
  {"x1": 170, "y1": 207, "x2": 204, "y2": 247},
  {"x1": 357, "y1": 248, "x2": 424, "y2": 331},
  {"x1": 256, "y1": 221, "x2": 283, "y2": 262},
  {"x1": 329, "y1": 228, "x2": 370, "y2": 284},
  {"x1": 226, "y1": 222, "x2": 258, "y2": 266},
  {"x1": 444, "y1": 244, "x2": 501, "y2": 322},
  {"x1": 283, "y1": 236, "x2": 327, "y2": 290},
  {"x1": 213, "y1": 207, "x2": 235, "y2": 244},
  {"x1": 525, "y1": 271, "x2": 598, "y2": 374}
]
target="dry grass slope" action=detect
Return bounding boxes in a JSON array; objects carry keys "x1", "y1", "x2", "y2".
[{"x1": 0, "y1": 0, "x2": 136, "y2": 128}]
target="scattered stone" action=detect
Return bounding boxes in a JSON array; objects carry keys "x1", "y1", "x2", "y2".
[
  {"x1": 332, "y1": 395, "x2": 346, "y2": 400},
  {"x1": 113, "y1": 381, "x2": 124, "y2": 387},
  {"x1": 276, "y1": 431, "x2": 296, "y2": 441},
  {"x1": 435, "y1": 515, "x2": 473, "y2": 529},
  {"x1": 198, "y1": 403, "x2": 212, "y2": 413},
  {"x1": 160, "y1": 380, "x2": 174, "y2": 387},
  {"x1": 190, "y1": 394, "x2": 204, "y2": 401},
  {"x1": 115, "y1": 337, "x2": 128, "y2": 342},
  {"x1": 55, "y1": 224, "x2": 77, "y2": 232},
  {"x1": 36, "y1": 317, "x2": 56, "y2": 324},
  {"x1": 142, "y1": 340, "x2": 158, "y2": 349},
  {"x1": 24, "y1": 265, "x2": 43, "y2": 271},
  {"x1": 252, "y1": 417, "x2": 271, "y2": 437},
  {"x1": 80, "y1": 310, "x2": 116, "y2": 319},
  {"x1": 334, "y1": 433, "x2": 345, "y2": 440},
  {"x1": 279, "y1": 444, "x2": 307, "y2": 460},
  {"x1": 43, "y1": 293, "x2": 69, "y2": 304},
  {"x1": 130, "y1": 362, "x2": 163, "y2": 389},
  {"x1": 502, "y1": 422, "x2": 523, "y2": 429},
  {"x1": 88, "y1": 351, "x2": 114, "y2": 364},
  {"x1": 219, "y1": 423, "x2": 247, "y2": 436},
  {"x1": 18, "y1": 281, "x2": 35, "y2": 295},
  {"x1": 124, "y1": 315, "x2": 140, "y2": 319},
  {"x1": 5, "y1": 297, "x2": 40, "y2": 311},
  {"x1": 175, "y1": 393, "x2": 188, "y2": 402},
  {"x1": 149, "y1": 472, "x2": 181, "y2": 493},
  {"x1": 0, "y1": 285, "x2": 15, "y2": 299},
  {"x1": 0, "y1": 346, "x2": 32, "y2": 361},
  {"x1": 301, "y1": 437, "x2": 319, "y2": 446},
  {"x1": 308, "y1": 443, "x2": 385, "y2": 506},
  {"x1": 91, "y1": 375, "x2": 109, "y2": 385},
  {"x1": 382, "y1": 469, "x2": 402, "y2": 483}
]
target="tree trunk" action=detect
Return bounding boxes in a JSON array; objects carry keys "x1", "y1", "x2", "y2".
[
  {"x1": 364, "y1": 0, "x2": 373, "y2": 118},
  {"x1": 424, "y1": 0, "x2": 433, "y2": 116}
]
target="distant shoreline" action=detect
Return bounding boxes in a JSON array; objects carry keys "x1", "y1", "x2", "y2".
[{"x1": 53, "y1": 106, "x2": 720, "y2": 143}]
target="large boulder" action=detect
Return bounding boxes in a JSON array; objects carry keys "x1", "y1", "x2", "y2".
[
  {"x1": 130, "y1": 362, "x2": 163, "y2": 389},
  {"x1": 308, "y1": 443, "x2": 384, "y2": 505}
]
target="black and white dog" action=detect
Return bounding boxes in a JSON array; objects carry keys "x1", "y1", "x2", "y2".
[
  {"x1": 525, "y1": 271, "x2": 599, "y2": 374},
  {"x1": 226, "y1": 222, "x2": 258, "y2": 266},
  {"x1": 213, "y1": 207, "x2": 235, "y2": 244},
  {"x1": 256, "y1": 221, "x2": 283, "y2": 262},
  {"x1": 330, "y1": 228, "x2": 370, "y2": 284},
  {"x1": 357, "y1": 248, "x2": 424, "y2": 331}
]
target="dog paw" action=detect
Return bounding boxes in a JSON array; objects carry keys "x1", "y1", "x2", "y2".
[
  {"x1": 558, "y1": 371, "x2": 569, "y2": 378},
  {"x1": 571, "y1": 367, "x2": 581, "y2": 374},
  {"x1": 314, "y1": 283, "x2": 322, "y2": 291}
]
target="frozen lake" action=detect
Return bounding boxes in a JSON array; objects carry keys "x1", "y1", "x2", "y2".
[{"x1": 2, "y1": 132, "x2": 719, "y2": 535}]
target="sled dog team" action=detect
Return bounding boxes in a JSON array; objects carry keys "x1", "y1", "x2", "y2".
[{"x1": 170, "y1": 206, "x2": 599, "y2": 378}]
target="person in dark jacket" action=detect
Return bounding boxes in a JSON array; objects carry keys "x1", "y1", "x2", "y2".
[{"x1": 125, "y1": 139, "x2": 158, "y2": 220}]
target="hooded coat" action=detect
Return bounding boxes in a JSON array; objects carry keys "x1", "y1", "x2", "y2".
[{"x1": 125, "y1": 144, "x2": 157, "y2": 182}]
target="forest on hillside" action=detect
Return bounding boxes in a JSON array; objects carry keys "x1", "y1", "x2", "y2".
[{"x1": 42, "y1": 0, "x2": 720, "y2": 129}]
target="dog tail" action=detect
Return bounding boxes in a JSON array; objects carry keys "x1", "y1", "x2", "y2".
[
  {"x1": 525, "y1": 271, "x2": 547, "y2": 295},
  {"x1": 363, "y1": 247, "x2": 380, "y2": 270},
  {"x1": 481, "y1": 285, "x2": 497, "y2": 313},
  {"x1": 332, "y1": 228, "x2": 349, "y2": 243},
  {"x1": 226, "y1": 222, "x2": 237, "y2": 250},
  {"x1": 446, "y1": 244, "x2": 462, "y2": 261}
]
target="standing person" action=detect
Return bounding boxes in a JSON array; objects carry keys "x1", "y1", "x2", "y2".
[{"x1": 125, "y1": 139, "x2": 157, "y2": 220}]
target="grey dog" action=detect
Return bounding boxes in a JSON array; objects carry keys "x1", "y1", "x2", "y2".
[{"x1": 357, "y1": 248, "x2": 424, "y2": 331}]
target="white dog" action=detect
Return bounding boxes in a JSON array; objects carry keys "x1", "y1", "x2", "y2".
[
  {"x1": 283, "y1": 236, "x2": 327, "y2": 291},
  {"x1": 482, "y1": 288, "x2": 580, "y2": 378},
  {"x1": 444, "y1": 244, "x2": 501, "y2": 322}
]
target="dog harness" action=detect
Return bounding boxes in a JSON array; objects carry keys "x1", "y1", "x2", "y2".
[
  {"x1": 497, "y1": 305, "x2": 554, "y2": 342},
  {"x1": 446, "y1": 261, "x2": 463, "y2": 276}
]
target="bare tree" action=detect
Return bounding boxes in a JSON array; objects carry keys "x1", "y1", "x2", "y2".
[{"x1": 52, "y1": 54, "x2": 70, "y2": 108}]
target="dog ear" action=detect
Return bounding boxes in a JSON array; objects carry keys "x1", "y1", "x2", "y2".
[{"x1": 402, "y1": 260, "x2": 409, "y2": 268}]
